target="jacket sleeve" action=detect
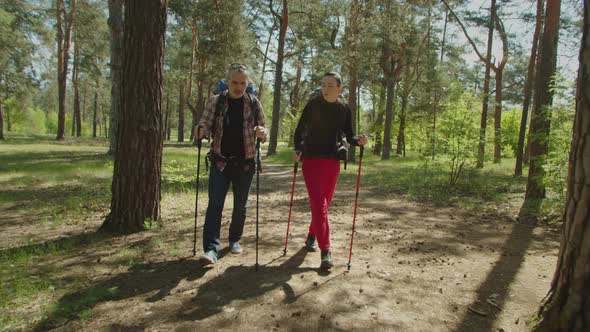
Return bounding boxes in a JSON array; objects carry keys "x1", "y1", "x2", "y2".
[
  {"x1": 198, "y1": 95, "x2": 217, "y2": 138},
  {"x1": 254, "y1": 97, "x2": 268, "y2": 142}
]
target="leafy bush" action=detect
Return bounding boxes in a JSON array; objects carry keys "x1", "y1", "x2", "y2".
[{"x1": 437, "y1": 87, "x2": 479, "y2": 185}]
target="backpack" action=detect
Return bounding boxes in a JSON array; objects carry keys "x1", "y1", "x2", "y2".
[
  {"x1": 213, "y1": 79, "x2": 258, "y2": 96},
  {"x1": 205, "y1": 80, "x2": 262, "y2": 171}
]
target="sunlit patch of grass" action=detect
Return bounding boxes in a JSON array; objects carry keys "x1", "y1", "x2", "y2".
[
  {"x1": 0, "y1": 267, "x2": 55, "y2": 331},
  {"x1": 112, "y1": 248, "x2": 141, "y2": 267}
]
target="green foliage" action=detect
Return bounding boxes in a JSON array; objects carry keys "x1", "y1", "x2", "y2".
[
  {"x1": 501, "y1": 108, "x2": 522, "y2": 158},
  {"x1": 436, "y1": 86, "x2": 479, "y2": 184},
  {"x1": 544, "y1": 100, "x2": 575, "y2": 216}
]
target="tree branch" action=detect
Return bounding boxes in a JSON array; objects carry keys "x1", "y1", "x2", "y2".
[{"x1": 441, "y1": 0, "x2": 495, "y2": 70}]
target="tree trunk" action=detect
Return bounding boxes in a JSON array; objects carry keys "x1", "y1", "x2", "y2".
[
  {"x1": 287, "y1": 50, "x2": 302, "y2": 148},
  {"x1": 534, "y1": 1, "x2": 588, "y2": 329},
  {"x1": 492, "y1": 11, "x2": 509, "y2": 164},
  {"x1": 267, "y1": 0, "x2": 288, "y2": 157},
  {"x1": 346, "y1": 0, "x2": 361, "y2": 162},
  {"x1": 522, "y1": 0, "x2": 561, "y2": 206},
  {"x1": 382, "y1": 77, "x2": 395, "y2": 160},
  {"x1": 103, "y1": 103, "x2": 108, "y2": 138},
  {"x1": 258, "y1": 22, "x2": 275, "y2": 100},
  {"x1": 348, "y1": 75, "x2": 358, "y2": 161},
  {"x1": 93, "y1": 90, "x2": 98, "y2": 138},
  {"x1": 493, "y1": 69, "x2": 502, "y2": 163},
  {"x1": 396, "y1": 93, "x2": 407, "y2": 156},
  {"x1": 56, "y1": 0, "x2": 77, "y2": 141},
  {"x1": 476, "y1": 0, "x2": 495, "y2": 168},
  {"x1": 71, "y1": 97, "x2": 76, "y2": 136},
  {"x1": 188, "y1": 15, "x2": 198, "y2": 141},
  {"x1": 0, "y1": 75, "x2": 3, "y2": 140},
  {"x1": 432, "y1": 7, "x2": 448, "y2": 160},
  {"x1": 177, "y1": 80, "x2": 185, "y2": 142},
  {"x1": 81, "y1": 88, "x2": 86, "y2": 122},
  {"x1": 102, "y1": 0, "x2": 167, "y2": 233},
  {"x1": 108, "y1": 0, "x2": 124, "y2": 155},
  {"x1": 516, "y1": 0, "x2": 544, "y2": 176},
  {"x1": 164, "y1": 93, "x2": 169, "y2": 140},
  {"x1": 373, "y1": 83, "x2": 385, "y2": 156},
  {"x1": 73, "y1": 34, "x2": 82, "y2": 137}
]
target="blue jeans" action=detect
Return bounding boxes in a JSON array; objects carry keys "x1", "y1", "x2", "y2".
[{"x1": 202, "y1": 159, "x2": 255, "y2": 254}]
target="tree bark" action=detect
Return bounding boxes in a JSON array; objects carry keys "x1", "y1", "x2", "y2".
[
  {"x1": 188, "y1": 15, "x2": 198, "y2": 141},
  {"x1": 164, "y1": 93, "x2": 169, "y2": 140},
  {"x1": 372, "y1": 82, "x2": 385, "y2": 156},
  {"x1": 396, "y1": 94, "x2": 407, "y2": 156},
  {"x1": 73, "y1": 34, "x2": 82, "y2": 137},
  {"x1": 0, "y1": 75, "x2": 3, "y2": 140},
  {"x1": 494, "y1": 68, "x2": 503, "y2": 163},
  {"x1": 382, "y1": 76, "x2": 396, "y2": 160},
  {"x1": 515, "y1": 0, "x2": 544, "y2": 176},
  {"x1": 177, "y1": 80, "x2": 185, "y2": 142},
  {"x1": 534, "y1": 1, "x2": 589, "y2": 329},
  {"x1": 523, "y1": 0, "x2": 561, "y2": 203},
  {"x1": 108, "y1": 0, "x2": 124, "y2": 155},
  {"x1": 287, "y1": 49, "x2": 303, "y2": 148},
  {"x1": 443, "y1": 0, "x2": 495, "y2": 167},
  {"x1": 492, "y1": 12, "x2": 509, "y2": 163},
  {"x1": 477, "y1": 0, "x2": 495, "y2": 167},
  {"x1": 103, "y1": 102, "x2": 108, "y2": 138},
  {"x1": 346, "y1": 0, "x2": 361, "y2": 162},
  {"x1": 432, "y1": 6, "x2": 447, "y2": 160},
  {"x1": 56, "y1": 0, "x2": 77, "y2": 140},
  {"x1": 381, "y1": 37, "x2": 404, "y2": 160},
  {"x1": 101, "y1": 0, "x2": 167, "y2": 233},
  {"x1": 266, "y1": 0, "x2": 288, "y2": 156},
  {"x1": 258, "y1": 22, "x2": 275, "y2": 100},
  {"x1": 93, "y1": 89, "x2": 98, "y2": 138}
]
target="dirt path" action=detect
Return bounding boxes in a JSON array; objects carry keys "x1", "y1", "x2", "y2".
[{"x1": 5, "y1": 164, "x2": 560, "y2": 331}]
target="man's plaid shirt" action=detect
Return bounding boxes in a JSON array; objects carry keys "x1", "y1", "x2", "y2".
[{"x1": 198, "y1": 92, "x2": 266, "y2": 161}]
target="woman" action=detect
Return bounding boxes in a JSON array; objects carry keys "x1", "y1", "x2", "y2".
[{"x1": 293, "y1": 72, "x2": 368, "y2": 270}]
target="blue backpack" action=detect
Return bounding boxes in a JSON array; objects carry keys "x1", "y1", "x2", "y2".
[{"x1": 213, "y1": 79, "x2": 258, "y2": 96}]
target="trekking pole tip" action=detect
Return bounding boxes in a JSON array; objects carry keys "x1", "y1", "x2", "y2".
[
  {"x1": 347, "y1": 263, "x2": 351, "y2": 271},
  {"x1": 283, "y1": 249, "x2": 287, "y2": 256}
]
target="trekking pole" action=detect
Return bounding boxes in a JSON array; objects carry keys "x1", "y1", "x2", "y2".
[
  {"x1": 255, "y1": 138, "x2": 261, "y2": 271},
  {"x1": 347, "y1": 145, "x2": 364, "y2": 271},
  {"x1": 283, "y1": 161, "x2": 298, "y2": 256},
  {"x1": 192, "y1": 138, "x2": 202, "y2": 256}
]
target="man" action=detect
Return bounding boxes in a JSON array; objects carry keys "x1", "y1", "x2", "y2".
[{"x1": 196, "y1": 63, "x2": 267, "y2": 264}]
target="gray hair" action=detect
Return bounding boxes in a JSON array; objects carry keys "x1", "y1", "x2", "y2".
[{"x1": 226, "y1": 63, "x2": 249, "y2": 79}]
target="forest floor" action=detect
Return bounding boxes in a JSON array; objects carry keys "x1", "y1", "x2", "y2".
[{"x1": 0, "y1": 137, "x2": 561, "y2": 332}]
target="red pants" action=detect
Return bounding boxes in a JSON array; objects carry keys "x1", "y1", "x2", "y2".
[{"x1": 302, "y1": 157, "x2": 340, "y2": 251}]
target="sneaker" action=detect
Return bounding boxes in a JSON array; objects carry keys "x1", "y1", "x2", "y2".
[
  {"x1": 305, "y1": 234, "x2": 317, "y2": 252},
  {"x1": 200, "y1": 250, "x2": 217, "y2": 265},
  {"x1": 320, "y1": 249, "x2": 333, "y2": 270},
  {"x1": 229, "y1": 242, "x2": 242, "y2": 254}
]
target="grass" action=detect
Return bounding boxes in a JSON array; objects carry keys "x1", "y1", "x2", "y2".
[
  {"x1": 267, "y1": 144, "x2": 529, "y2": 212},
  {"x1": 43, "y1": 286, "x2": 119, "y2": 328},
  {"x1": 0, "y1": 134, "x2": 562, "y2": 330}
]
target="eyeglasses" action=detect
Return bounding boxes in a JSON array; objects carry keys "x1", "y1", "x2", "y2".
[{"x1": 228, "y1": 63, "x2": 248, "y2": 70}]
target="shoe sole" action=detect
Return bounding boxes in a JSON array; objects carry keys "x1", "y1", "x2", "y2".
[
  {"x1": 199, "y1": 256, "x2": 216, "y2": 265},
  {"x1": 320, "y1": 263, "x2": 333, "y2": 270}
]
